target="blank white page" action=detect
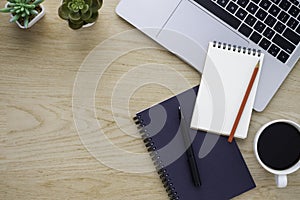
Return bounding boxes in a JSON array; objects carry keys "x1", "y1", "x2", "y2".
[{"x1": 191, "y1": 42, "x2": 264, "y2": 139}]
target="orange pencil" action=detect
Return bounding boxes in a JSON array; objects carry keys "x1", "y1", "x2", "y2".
[{"x1": 228, "y1": 61, "x2": 260, "y2": 143}]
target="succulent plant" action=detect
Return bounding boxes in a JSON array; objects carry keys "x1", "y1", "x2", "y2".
[
  {"x1": 58, "y1": 0, "x2": 103, "y2": 30},
  {"x1": 0, "y1": 0, "x2": 44, "y2": 28}
]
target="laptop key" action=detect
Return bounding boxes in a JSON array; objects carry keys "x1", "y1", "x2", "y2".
[
  {"x1": 256, "y1": 9, "x2": 267, "y2": 21},
  {"x1": 277, "y1": 51, "x2": 289, "y2": 63},
  {"x1": 246, "y1": 2, "x2": 258, "y2": 14},
  {"x1": 274, "y1": 21, "x2": 286, "y2": 34},
  {"x1": 279, "y1": 0, "x2": 292, "y2": 11},
  {"x1": 273, "y1": 34, "x2": 296, "y2": 54},
  {"x1": 290, "y1": 0, "x2": 299, "y2": 6},
  {"x1": 287, "y1": 17, "x2": 299, "y2": 29},
  {"x1": 270, "y1": 0, "x2": 281, "y2": 5},
  {"x1": 296, "y1": 25, "x2": 300, "y2": 35},
  {"x1": 236, "y1": 8, "x2": 248, "y2": 20},
  {"x1": 263, "y1": 27, "x2": 275, "y2": 39},
  {"x1": 250, "y1": 31, "x2": 262, "y2": 43},
  {"x1": 268, "y1": 44, "x2": 280, "y2": 57},
  {"x1": 193, "y1": 0, "x2": 242, "y2": 29},
  {"x1": 245, "y1": 14, "x2": 257, "y2": 26},
  {"x1": 269, "y1": 4, "x2": 281, "y2": 17},
  {"x1": 259, "y1": 38, "x2": 271, "y2": 50},
  {"x1": 217, "y1": 0, "x2": 230, "y2": 7},
  {"x1": 252, "y1": 0, "x2": 260, "y2": 3},
  {"x1": 226, "y1": 2, "x2": 239, "y2": 14},
  {"x1": 254, "y1": 21, "x2": 266, "y2": 32},
  {"x1": 259, "y1": 0, "x2": 271, "y2": 10},
  {"x1": 288, "y1": 5, "x2": 300, "y2": 17},
  {"x1": 265, "y1": 15, "x2": 276, "y2": 27},
  {"x1": 283, "y1": 28, "x2": 300, "y2": 45},
  {"x1": 278, "y1": 11, "x2": 290, "y2": 23},
  {"x1": 238, "y1": 23, "x2": 253, "y2": 37},
  {"x1": 237, "y1": 0, "x2": 249, "y2": 8}
]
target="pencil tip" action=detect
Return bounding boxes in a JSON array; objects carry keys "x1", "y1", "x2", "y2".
[{"x1": 256, "y1": 60, "x2": 260, "y2": 68}]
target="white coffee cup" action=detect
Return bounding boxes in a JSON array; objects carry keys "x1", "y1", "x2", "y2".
[{"x1": 254, "y1": 119, "x2": 300, "y2": 188}]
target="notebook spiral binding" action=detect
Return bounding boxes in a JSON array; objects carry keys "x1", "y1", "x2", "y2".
[
  {"x1": 213, "y1": 41, "x2": 261, "y2": 57},
  {"x1": 133, "y1": 115, "x2": 179, "y2": 200}
]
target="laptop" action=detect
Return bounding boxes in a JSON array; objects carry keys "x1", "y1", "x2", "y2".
[{"x1": 116, "y1": 0, "x2": 300, "y2": 111}]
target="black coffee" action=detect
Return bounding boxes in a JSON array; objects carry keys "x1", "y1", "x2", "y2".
[{"x1": 257, "y1": 122, "x2": 300, "y2": 170}]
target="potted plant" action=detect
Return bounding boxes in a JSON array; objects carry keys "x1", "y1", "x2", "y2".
[
  {"x1": 58, "y1": 0, "x2": 103, "y2": 30},
  {"x1": 0, "y1": 0, "x2": 45, "y2": 29}
]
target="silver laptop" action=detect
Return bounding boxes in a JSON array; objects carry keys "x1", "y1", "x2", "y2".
[{"x1": 116, "y1": 0, "x2": 300, "y2": 111}]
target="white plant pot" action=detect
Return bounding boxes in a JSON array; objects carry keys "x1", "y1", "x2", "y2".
[
  {"x1": 82, "y1": 21, "x2": 95, "y2": 28},
  {"x1": 5, "y1": 2, "x2": 45, "y2": 29}
]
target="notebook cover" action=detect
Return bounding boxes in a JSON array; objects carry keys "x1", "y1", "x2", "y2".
[
  {"x1": 135, "y1": 86, "x2": 255, "y2": 200},
  {"x1": 191, "y1": 42, "x2": 264, "y2": 139}
]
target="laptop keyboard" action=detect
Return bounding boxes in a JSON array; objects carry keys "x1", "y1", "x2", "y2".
[{"x1": 193, "y1": 0, "x2": 300, "y2": 63}]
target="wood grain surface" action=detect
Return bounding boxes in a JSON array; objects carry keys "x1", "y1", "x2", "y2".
[{"x1": 0, "y1": 0, "x2": 299, "y2": 199}]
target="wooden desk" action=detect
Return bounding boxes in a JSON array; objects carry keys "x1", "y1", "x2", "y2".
[{"x1": 0, "y1": 1, "x2": 299, "y2": 199}]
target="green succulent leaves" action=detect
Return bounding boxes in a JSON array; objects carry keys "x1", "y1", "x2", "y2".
[
  {"x1": 68, "y1": 0, "x2": 89, "y2": 13},
  {"x1": 58, "y1": 0, "x2": 103, "y2": 30},
  {"x1": 0, "y1": 0, "x2": 44, "y2": 28}
]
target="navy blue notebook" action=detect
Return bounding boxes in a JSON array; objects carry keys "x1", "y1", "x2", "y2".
[{"x1": 134, "y1": 86, "x2": 255, "y2": 200}]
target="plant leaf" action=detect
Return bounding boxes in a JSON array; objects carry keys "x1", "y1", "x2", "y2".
[
  {"x1": 69, "y1": 11, "x2": 81, "y2": 21},
  {"x1": 90, "y1": 0, "x2": 102, "y2": 12},
  {"x1": 81, "y1": 4, "x2": 89, "y2": 14},
  {"x1": 32, "y1": 0, "x2": 44, "y2": 6},
  {"x1": 84, "y1": 11, "x2": 98, "y2": 23},
  {"x1": 24, "y1": 15, "x2": 29, "y2": 28},
  {"x1": 0, "y1": 8, "x2": 12, "y2": 13},
  {"x1": 81, "y1": 9, "x2": 92, "y2": 21},
  {"x1": 58, "y1": 3, "x2": 69, "y2": 20},
  {"x1": 67, "y1": 2, "x2": 73, "y2": 10},
  {"x1": 68, "y1": 19, "x2": 83, "y2": 30},
  {"x1": 70, "y1": 18, "x2": 83, "y2": 24},
  {"x1": 86, "y1": 0, "x2": 93, "y2": 7},
  {"x1": 8, "y1": 3, "x2": 16, "y2": 6},
  {"x1": 24, "y1": 4, "x2": 35, "y2": 9},
  {"x1": 30, "y1": 9, "x2": 38, "y2": 15},
  {"x1": 9, "y1": 14, "x2": 20, "y2": 22},
  {"x1": 25, "y1": 8, "x2": 30, "y2": 15}
]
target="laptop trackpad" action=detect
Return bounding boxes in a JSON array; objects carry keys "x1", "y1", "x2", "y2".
[{"x1": 157, "y1": 0, "x2": 248, "y2": 73}]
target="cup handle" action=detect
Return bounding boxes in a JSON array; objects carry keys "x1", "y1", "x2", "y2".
[{"x1": 275, "y1": 174, "x2": 287, "y2": 188}]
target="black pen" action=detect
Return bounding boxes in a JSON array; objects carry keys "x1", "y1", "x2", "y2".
[{"x1": 178, "y1": 107, "x2": 201, "y2": 187}]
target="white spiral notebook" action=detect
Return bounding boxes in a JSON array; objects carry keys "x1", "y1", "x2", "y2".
[{"x1": 191, "y1": 42, "x2": 264, "y2": 139}]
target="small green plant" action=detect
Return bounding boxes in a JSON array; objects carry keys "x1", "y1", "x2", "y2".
[
  {"x1": 58, "y1": 0, "x2": 103, "y2": 30},
  {"x1": 0, "y1": 0, "x2": 44, "y2": 28}
]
